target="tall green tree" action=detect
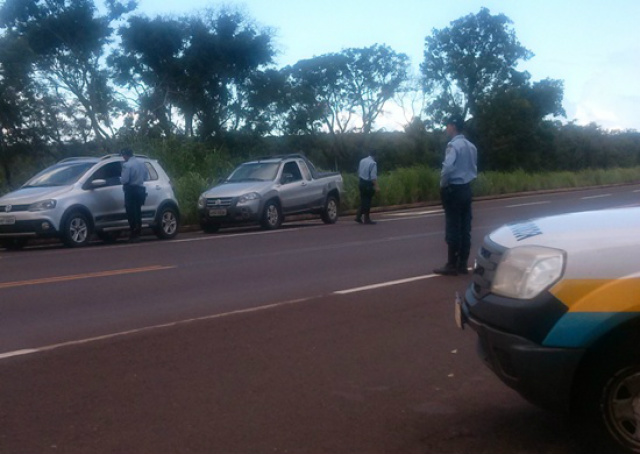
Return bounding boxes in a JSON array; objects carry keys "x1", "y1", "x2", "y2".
[
  {"x1": 0, "y1": 0, "x2": 134, "y2": 144},
  {"x1": 110, "y1": 15, "x2": 186, "y2": 137},
  {"x1": 473, "y1": 79, "x2": 565, "y2": 171},
  {"x1": 0, "y1": 31, "x2": 43, "y2": 186},
  {"x1": 420, "y1": 7, "x2": 533, "y2": 124},
  {"x1": 283, "y1": 44, "x2": 409, "y2": 135},
  {"x1": 342, "y1": 44, "x2": 410, "y2": 133},
  {"x1": 111, "y1": 8, "x2": 275, "y2": 140},
  {"x1": 283, "y1": 53, "x2": 352, "y2": 135}
]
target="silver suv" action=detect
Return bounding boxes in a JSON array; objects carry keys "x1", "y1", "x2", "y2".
[{"x1": 0, "y1": 154, "x2": 180, "y2": 249}]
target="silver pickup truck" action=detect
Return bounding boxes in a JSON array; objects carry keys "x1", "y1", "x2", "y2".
[{"x1": 197, "y1": 154, "x2": 344, "y2": 232}]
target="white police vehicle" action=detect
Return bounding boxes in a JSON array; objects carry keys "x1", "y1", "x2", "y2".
[{"x1": 458, "y1": 206, "x2": 640, "y2": 453}]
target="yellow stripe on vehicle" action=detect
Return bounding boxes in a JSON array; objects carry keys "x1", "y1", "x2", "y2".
[{"x1": 550, "y1": 278, "x2": 640, "y2": 313}]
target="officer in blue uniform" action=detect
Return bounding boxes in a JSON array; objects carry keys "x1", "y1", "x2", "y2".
[
  {"x1": 120, "y1": 148, "x2": 148, "y2": 242},
  {"x1": 434, "y1": 115, "x2": 478, "y2": 275},
  {"x1": 355, "y1": 149, "x2": 380, "y2": 225}
]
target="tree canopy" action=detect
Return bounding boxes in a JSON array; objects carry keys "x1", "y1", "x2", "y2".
[
  {"x1": 110, "y1": 9, "x2": 276, "y2": 139},
  {"x1": 0, "y1": 1, "x2": 636, "y2": 191},
  {"x1": 282, "y1": 44, "x2": 410, "y2": 135},
  {"x1": 420, "y1": 7, "x2": 533, "y2": 124}
]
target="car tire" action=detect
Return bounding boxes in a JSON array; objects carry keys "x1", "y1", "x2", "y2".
[
  {"x1": 320, "y1": 195, "x2": 339, "y2": 224},
  {"x1": 201, "y1": 222, "x2": 220, "y2": 234},
  {"x1": 575, "y1": 344, "x2": 640, "y2": 454},
  {"x1": 62, "y1": 210, "x2": 92, "y2": 247},
  {"x1": 154, "y1": 205, "x2": 179, "y2": 239},
  {"x1": 260, "y1": 200, "x2": 282, "y2": 230}
]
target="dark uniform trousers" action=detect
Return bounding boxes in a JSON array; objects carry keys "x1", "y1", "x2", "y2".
[
  {"x1": 441, "y1": 183, "x2": 472, "y2": 266},
  {"x1": 124, "y1": 184, "x2": 146, "y2": 235},
  {"x1": 358, "y1": 178, "x2": 376, "y2": 217}
]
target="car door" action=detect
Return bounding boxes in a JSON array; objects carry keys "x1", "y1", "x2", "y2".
[
  {"x1": 278, "y1": 161, "x2": 307, "y2": 213},
  {"x1": 296, "y1": 159, "x2": 325, "y2": 209},
  {"x1": 141, "y1": 161, "x2": 163, "y2": 222},
  {"x1": 83, "y1": 161, "x2": 126, "y2": 228}
]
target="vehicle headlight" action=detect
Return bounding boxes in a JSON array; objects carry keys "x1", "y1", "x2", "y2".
[
  {"x1": 28, "y1": 199, "x2": 57, "y2": 212},
  {"x1": 197, "y1": 195, "x2": 206, "y2": 209},
  {"x1": 238, "y1": 192, "x2": 260, "y2": 204},
  {"x1": 491, "y1": 246, "x2": 565, "y2": 299}
]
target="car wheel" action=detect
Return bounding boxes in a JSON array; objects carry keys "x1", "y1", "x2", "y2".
[
  {"x1": 154, "y1": 206, "x2": 179, "y2": 239},
  {"x1": 575, "y1": 345, "x2": 640, "y2": 454},
  {"x1": 1, "y1": 238, "x2": 28, "y2": 250},
  {"x1": 260, "y1": 200, "x2": 282, "y2": 230},
  {"x1": 62, "y1": 210, "x2": 91, "y2": 247},
  {"x1": 320, "y1": 195, "x2": 339, "y2": 224},
  {"x1": 201, "y1": 222, "x2": 220, "y2": 234},
  {"x1": 598, "y1": 364, "x2": 640, "y2": 453}
]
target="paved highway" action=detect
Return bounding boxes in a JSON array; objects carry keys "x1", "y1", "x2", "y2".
[{"x1": 1, "y1": 184, "x2": 639, "y2": 453}]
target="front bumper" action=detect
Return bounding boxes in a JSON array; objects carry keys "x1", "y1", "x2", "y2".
[
  {"x1": 0, "y1": 218, "x2": 60, "y2": 238},
  {"x1": 460, "y1": 294, "x2": 585, "y2": 413},
  {"x1": 198, "y1": 200, "x2": 262, "y2": 225}
]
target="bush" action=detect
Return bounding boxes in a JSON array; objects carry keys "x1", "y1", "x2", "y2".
[{"x1": 173, "y1": 171, "x2": 210, "y2": 226}]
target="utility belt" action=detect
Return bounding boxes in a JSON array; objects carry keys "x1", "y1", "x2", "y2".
[{"x1": 123, "y1": 184, "x2": 145, "y2": 190}]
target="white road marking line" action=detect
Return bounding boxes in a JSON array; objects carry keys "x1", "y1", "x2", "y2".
[
  {"x1": 334, "y1": 274, "x2": 439, "y2": 294},
  {"x1": 0, "y1": 271, "x2": 452, "y2": 361},
  {"x1": 506, "y1": 201, "x2": 551, "y2": 208},
  {"x1": 172, "y1": 228, "x2": 297, "y2": 243},
  {"x1": 581, "y1": 194, "x2": 612, "y2": 200},
  {"x1": 385, "y1": 209, "x2": 443, "y2": 217},
  {"x1": 0, "y1": 296, "x2": 313, "y2": 361}
]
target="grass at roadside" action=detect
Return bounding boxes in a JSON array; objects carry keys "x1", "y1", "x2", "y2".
[
  {"x1": 339, "y1": 166, "x2": 640, "y2": 215},
  {"x1": 178, "y1": 164, "x2": 640, "y2": 226},
  {"x1": 5, "y1": 140, "x2": 635, "y2": 225}
]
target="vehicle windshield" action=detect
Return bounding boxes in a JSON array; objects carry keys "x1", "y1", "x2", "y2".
[
  {"x1": 227, "y1": 162, "x2": 279, "y2": 182},
  {"x1": 23, "y1": 162, "x2": 96, "y2": 187}
]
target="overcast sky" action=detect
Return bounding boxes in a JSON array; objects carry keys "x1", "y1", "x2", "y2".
[{"x1": 133, "y1": 0, "x2": 640, "y2": 132}]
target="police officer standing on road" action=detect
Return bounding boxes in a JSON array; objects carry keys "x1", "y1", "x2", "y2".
[
  {"x1": 120, "y1": 148, "x2": 148, "y2": 242},
  {"x1": 355, "y1": 149, "x2": 380, "y2": 225},
  {"x1": 433, "y1": 115, "x2": 478, "y2": 276}
]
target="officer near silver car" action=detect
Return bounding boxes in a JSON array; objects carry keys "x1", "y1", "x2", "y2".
[
  {"x1": 355, "y1": 149, "x2": 380, "y2": 225},
  {"x1": 433, "y1": 115, "x2": 478, "y2": 276},
  {"x1": 120, "y1": 148, "x2": 148, "y2": 242}
]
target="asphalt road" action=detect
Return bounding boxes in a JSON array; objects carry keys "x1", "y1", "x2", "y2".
[{"x1": 1, "y1": 184, "x2": 639, "y2": 454}]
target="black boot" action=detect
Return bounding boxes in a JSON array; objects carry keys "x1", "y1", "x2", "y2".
[
  {"x1": 128, "y1": 227, "x2": 141, "y2": 243},
  {"x1": 457, "y1": 253, "x2": 469, "y2": 274},
  {"x1": 364, "y1": 214, "x2": 376, "y2": 225},
  {"x1": 433, "y1": 247, "x2": 458, "y2": 276},
  {"x1": 355, "y1": 208, "x2": 363, "y2": 223}
]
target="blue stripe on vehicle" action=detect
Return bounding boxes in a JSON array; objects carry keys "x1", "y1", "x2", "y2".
[{"x1": 543, "y1": 312, "x2": 639, "y2": 348}]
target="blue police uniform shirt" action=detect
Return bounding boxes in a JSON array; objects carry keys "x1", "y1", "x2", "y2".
[
  {"x1": 440, "y1": 135, "x2": 477, "y2": 188},
  {"x1": 121, "y1": 156, "x2": 149, "y2": 187},
  {"x1": 358, "y1": 155, "x2": 378, "y2": 181}
]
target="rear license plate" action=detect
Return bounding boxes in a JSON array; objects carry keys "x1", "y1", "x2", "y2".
[
  {"x1": 208, "y1": 208, "x2": 227, "y2": 217},
  {"x1": 0, "y1": 216, "x2": 15, "y2": 225}
]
